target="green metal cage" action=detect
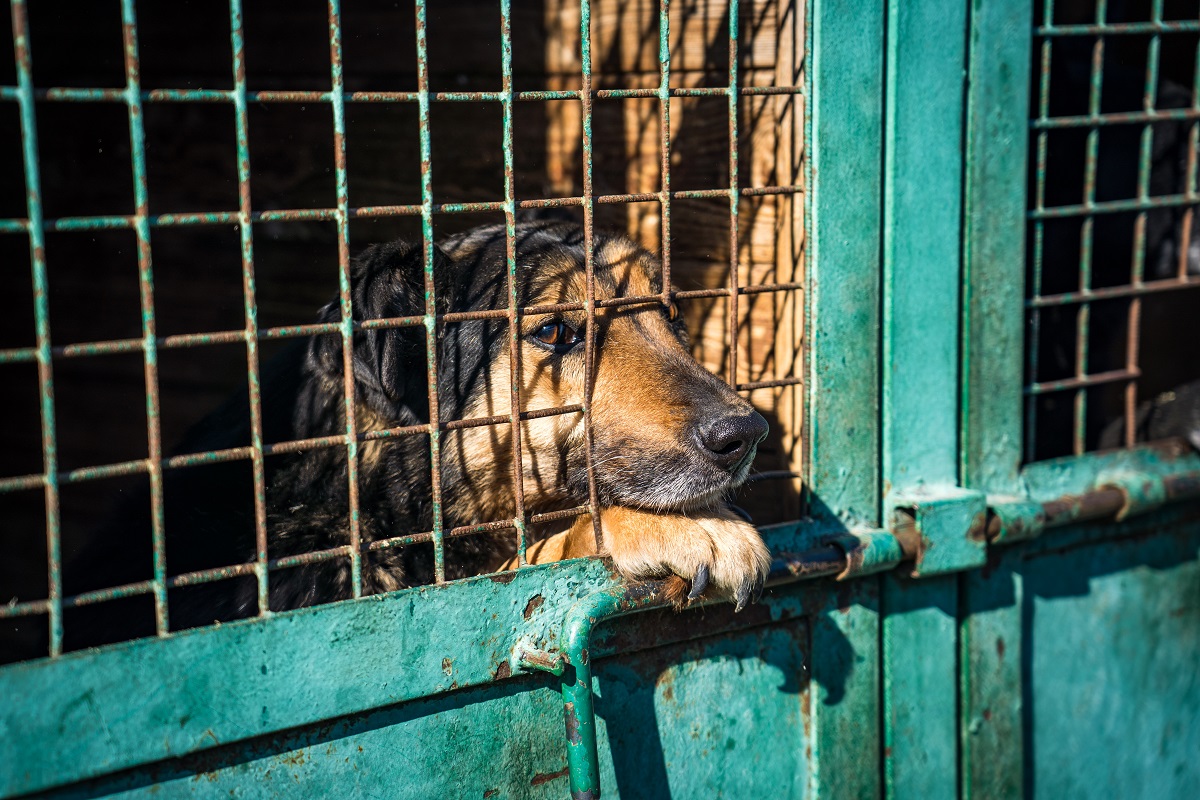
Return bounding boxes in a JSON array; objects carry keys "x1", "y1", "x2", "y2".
[{"x1": 1, "y1": 0, "x2": 1199, "y2": 797}]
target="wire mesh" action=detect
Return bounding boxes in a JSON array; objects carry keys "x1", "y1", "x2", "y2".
[
  {"x1": 0, "y1": 0, "x2": 806, "y2": 661},
  {"x1": 1027, "y1": 0, "x2": 1200, "y2": 462}
]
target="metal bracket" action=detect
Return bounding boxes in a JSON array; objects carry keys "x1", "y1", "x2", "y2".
[{"x1": 890, "y1": 487, "x2": 988, "y2": 577}]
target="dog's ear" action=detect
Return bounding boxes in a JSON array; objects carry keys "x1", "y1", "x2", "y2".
[{"x1": 308, "y1": 240, "x2": 453, "y2": 422}]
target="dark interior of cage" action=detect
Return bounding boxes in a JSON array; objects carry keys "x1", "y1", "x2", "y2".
[
  {"x1": 0, "y1": 0, "x2": 803, "y2": 659},
  {"x1": 1028, "y1": 0, "x2": 1200, "y2": 461}
]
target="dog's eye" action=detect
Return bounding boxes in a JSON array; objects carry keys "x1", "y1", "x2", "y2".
[{"x1": 532, "y1": 321, "x2": 582, "y2": 352}]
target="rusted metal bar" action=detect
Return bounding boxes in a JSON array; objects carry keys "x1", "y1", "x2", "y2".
[
  {"x1": 580, "y1": 0, "x2": 602, "y2": 553},
  {"x1": 727, "y1": 0, "x2": 741, "y2": 389},
  {"x1": 327, "y1": 0, "x2": 364, "y2": 598},
  {"x1": 1032, "y1": 106, "x2": 1200, "y2": 129},
  {"x1": 1037, "y1": 20, "x2": 1200, "y2": 36},
  {"x1": 228, "y1": 0, "x2": 271, "y2": 618},
  {"x1": 988, "y1": 466, "x2": 1200, "y2": 542},
  {"x1": 119, "y1": 0, "x2": 169, "y2": 636},
  {"x1": 658, "y1": 0, "x2": 672, "y2": 310},
  {"x1": 9, "y1": 0, "x2": 63, "y2": 656},
  {"x1": 0, "y1": 185, "x2": 802, "y2": 237},
  {"x1": 413, "y1": 0, "x2": 446, "y2": 583},
  {"x1": 1027, "y1": 275, "x2": 1200, "y2": 307},
  {"x1": 500, "y1": 0, "x2": 529, "y2": 567},
  {"x1": 1025, "y1": 367, "x2": 1141, "y2": 395},
  {"x1": 0, "y1": 84, "x2": 803, "y2": 105}
]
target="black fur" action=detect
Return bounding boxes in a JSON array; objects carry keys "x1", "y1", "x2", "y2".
[{"x1": 63, "y1": 221, "x2": 756, "y2": 650}]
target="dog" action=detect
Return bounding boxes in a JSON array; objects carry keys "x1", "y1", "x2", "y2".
[{"x1": 64, "y1": 220, "x2": 770, "y2": 649}]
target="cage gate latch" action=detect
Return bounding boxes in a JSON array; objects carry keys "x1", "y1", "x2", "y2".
[{"x1": 889, "y1": 487, "x2": 989, "y2": 577}]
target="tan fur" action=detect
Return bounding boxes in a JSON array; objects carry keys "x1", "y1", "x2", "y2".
[{"x1": 449, "y1": 232, "x2": 769, "y2": 604}]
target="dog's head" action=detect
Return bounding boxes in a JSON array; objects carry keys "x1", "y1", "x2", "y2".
[{"x1": 310, "y1": 221, "x2": 767, "y2": 521}]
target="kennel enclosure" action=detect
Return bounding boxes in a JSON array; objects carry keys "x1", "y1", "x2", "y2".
[{"x1": 2, "y1": 0, "x2": 1200, "y2": 798}]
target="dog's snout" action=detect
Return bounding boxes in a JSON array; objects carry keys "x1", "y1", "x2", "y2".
[{"x1": 695, "y1": 411, "x2": 768, "y2": 470}]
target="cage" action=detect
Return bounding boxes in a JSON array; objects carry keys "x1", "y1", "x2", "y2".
[{"x1": 1, "y1": 0, "x2": 1199, "y2": 798}]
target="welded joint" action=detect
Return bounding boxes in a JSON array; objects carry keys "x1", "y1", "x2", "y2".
[
  {"x1": 1097, "y1": 469, "x2": 1167, "y2": 521},
  {"x1": 511, "y1": 640, "x2": 565, "y2": 677},
  {"x1": 889, "y1": 487, "x2": 988, "y2": 577},
  {"x1": 828, "y1": 530, "x2": 904, "y2": 580}
]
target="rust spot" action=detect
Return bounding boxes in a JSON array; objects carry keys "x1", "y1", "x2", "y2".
[
  {"x1": 883, "y1": 747, "x2": 892, "y2": 758},
  {"x1": 484, "y1": 791, "x2": 498, "y2": 798},
  {"x1": 493, "y1": 661, "x2": 512, "y2": 680},
  {"x1": 442, "y1": 657, "x2": 453, "y2": 675},
  {"x1": 661, "y1": 685, "x2": 674, "y2": 701},
  {"x1": 530, "y1": 766, "x2": 569, "y2": 786},
  {"x1": 523, "y1": 594, "x2": 545, "y2": 620},
  {"x1": 995, "y1": 637, "x2": 1006, "y2": 660},
  {"x1": 982, "y1": 709, "x2": 992, "y2": 722},
  {"x1": 564, "y1": 701, "x2": 582, "y2": 744},
  {"x1": 966, "y1": 511, "x2": 989, "y2": 542},
  {"x1": 489, "y1": 571, "x2": 518, "y2": 585}
]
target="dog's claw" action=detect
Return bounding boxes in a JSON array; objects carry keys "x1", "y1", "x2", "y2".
[
  {"x1": 734, "y1": 580, "x2": 751, "y2": 613},
  {"x1": 688, "y1": 563, "x2": 710, "y2": 601},
  {"x1": 751, "y1": 573, "x2": 765, "y2": 605}
]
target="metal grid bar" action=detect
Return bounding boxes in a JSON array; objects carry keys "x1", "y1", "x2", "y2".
[
  {"x1": 0, "y1": 85, "x2": 803, "y2": 104},
  {"x1": 414, "y1": 0, "x2": 446, "y2": 582},
  {"x1": 727, "y1": 0, "x2": 741, "y2": 388},
  {"x1": 1025, "y1": 0, "x2": 1200, "y2": 460},
  {"x1": 659, "y1": 0, "x2": 672, "y2": 309},
  {"x1": 118, "y1": 0, "x2": 168, "y2": 635},
  {"x1": 8, "y1": 0, "x2": 63, "y2": 655},
  {"x1": 327, "y1": 0, "x2": 364, "y2": 597},
  {"x1": 500, "y1": 0, "x2": 528, "y2": 566},
  {"x1": 0, "y1": 0, "x2": 807, "y2": 646},
  {"x1": 0, "y1": 186, "x2": 801, "y2": 236},
  {"x1": 580, "y1": 0, "x2": 602, "y2": 551},
  {"x1": 228, "y1": 0, "x2": 271, "y2": 617}
]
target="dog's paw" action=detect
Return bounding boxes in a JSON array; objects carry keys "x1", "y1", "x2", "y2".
[
  {"x1": 598, "y1": 507, "x2": 771, "y2": 611},
  {"x1": 692, "y1": 513, "x2": 771, "y2": 611}
]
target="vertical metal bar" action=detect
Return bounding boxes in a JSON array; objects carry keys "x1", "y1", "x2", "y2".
[
  {"x1": 727, "y1": 0, "x2": 741, "y2": 388},
  {"x1": 9, "y1": 0, "x2": 62, "y2": 655},
  {"x1": 1074, "y1": 0, "x2": 1107, "y2": 456},
  {"x1": 327, "y1": 0, "x2": 364, "y2": 595},
  {"x1": 580, "y1": 0, "x2": 602, "y2": 551},
  {"x1": 500, "y1": 0, "x2": 527, "y2": 566},
  {"x1": 228, "y1": 0, "x2": 270, "y2": 613},
  {"x1": 1183, "y1": 20, "x2": 1200, "y2": 281},
  {"x1": 414, "y1": 0, "x2": 446, "y2": 581},
  {"x1": 1126, "y1": 0, "x2": 1163, "y2": 446},
  {"x1": 1027, "y1": 0, "x2": 1054, "y2": 460},
  {"x1": 658, "y1": 0, "x2": 671, "y2": 305},
  {"x1": 119, "y1": 0, "x2": 168, "y2": 634}
]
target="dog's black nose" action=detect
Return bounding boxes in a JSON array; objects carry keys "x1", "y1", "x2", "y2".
[{"x1": 696, "y1": 411, "x2": 768, "y2": 470}]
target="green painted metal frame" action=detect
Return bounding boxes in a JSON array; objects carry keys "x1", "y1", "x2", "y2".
[{"x1": 6, "y1": 0, "x2": 1200, "y2": 797}]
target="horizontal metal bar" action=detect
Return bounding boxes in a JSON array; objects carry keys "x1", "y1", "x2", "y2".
[
  {"x1": 989, "y1": 460, "x2": 1200, "y2": 543},
  {"x1": 1030, "y1": 191, "x2": 1200, "y2": 219},
  {"x1": 738, "y1": 377, "x2": 803, "y2": 391},
  {"x1": 1029, "y1": 275, "x2": 1200, "y2": 307},
  {"x1": 1026, "y1": 367, "x2": 1139, "y2": 395},
  {"x1": 0, "y1": 281, "x2": 802, "y2": 365},
  {"x1": 0, "y1": 405, "x2": 586, "y2": 494},
  {"x1": 0, "y1": 85, "x2": 803, "y2": 105},
  {"x1": 0, "y1": 185, "x2": 801, "y2": 236},
  {"x1": 1032, "y1": 106, "x2": 1200, "y2": 130},
  {"x1": 1036, "y1": 20, "x2": 1200, "y2": 36}
]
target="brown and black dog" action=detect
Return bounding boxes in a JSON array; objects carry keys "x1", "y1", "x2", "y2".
[{"x1": 65, "y1": 220, "x2": 770, "y2": 648}]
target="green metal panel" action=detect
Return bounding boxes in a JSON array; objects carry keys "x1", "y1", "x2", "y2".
[
  {"x1": 961, "y1": 0, "x2": 1034, "y2": 496},
  {"x1": 806, "y1": 1, "x2": 885, "y2": 797},
  {"x1": 958, "y1": 3, "x2": 1034, "y2": 796},
  {"x1": 880, "y1": 0, "x2": 968, "y2": 796}
]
